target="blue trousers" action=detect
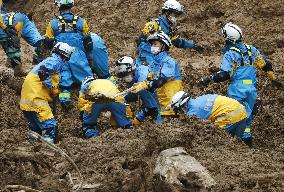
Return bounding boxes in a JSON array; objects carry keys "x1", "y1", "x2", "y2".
[
  {"x1": 135, "y1": 90, "x2": 164, "y2": 124},
  {"x1": 225, "y1": 118, "x2": 247, "y2": 138},
  {"x1": 227, "y1": 83, "x2": 257, "y2": 138},
  {"x1": 22, "y1": 111, "x2": 57, "y2": 134},
  {"x1": 83, "y1": 102, "x2": 132, "y2": 129}
]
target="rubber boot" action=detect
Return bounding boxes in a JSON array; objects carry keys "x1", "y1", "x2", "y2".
[
  {"x1": 43, "y1": 127, "x2": 56, "y2": 144},
  {"x1": 83, "y1": 126, "x2": 100, "y2": 139},
  {"x1": 242, "y1": 137, "x2": 253, "y2": 148}
]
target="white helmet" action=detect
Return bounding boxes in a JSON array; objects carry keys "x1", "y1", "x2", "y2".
[
  {"x1": 162, "y1": 0, "x2": 184, "y2": 15},
  {"x1": 114, "y1": 56, "x2": 135, "y2": 78},
  {"x1": 171, "y1": 91, "x2": 190, "y2": 109},
  {"x1": 147, "y1": 31, "x2": 172, "y2": 48},
  {"x1": 221, "y1": 23, "x2": 243, "y2": 43},
  {"x1": 55, "y1": 0, "x2": 74, "y2": 8},
  {"x1": 82, "y1": 76, "x2": 95, "y2": 87},
  {"x1": 52, "y1": 42, "x2": 75, "y2": 60}
]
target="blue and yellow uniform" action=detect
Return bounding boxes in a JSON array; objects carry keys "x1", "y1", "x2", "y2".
[
  {"x1": 186, "y1": 94, "x2": 247, "y2": 137},
  {"x1": 149, "y1": 50, "x2": 183, "y2": 116},
  {"x1": 90, "y1": 33, "x2": 111, "y2": 79},
  {"x1": 46, "y1": 12, "x2": 112, "y2": 101},
  {"x1": 45, "y1": 10, "x2": 90, "y2": 50},
  {"x1": 78, "y1": 79, "x2": 133, "y2": 138},
  {"x1": 218, "y1": 42, "x2": 276, "y2": 139},
  {"x1": 20, "y1": 53, "x2": 72, "y2": 142},
  {"x1": 129, "y1": 64, "x2": 163, "y2": 125},
  {"x1": 45, "y1": 9, "x2": 91, "y2": 82},
  {"x1": 136, "y1": 15, "x2": 197, "y2": 66},
  {"x1": 0, "y1": 11, "x2": 43, "y2": 67},
  {"x1": 134, "y1": 51, "x2": 183, "y2": 124},
  {"x1": 58, "y1": 32, "x2": 111, "y2": 103}
]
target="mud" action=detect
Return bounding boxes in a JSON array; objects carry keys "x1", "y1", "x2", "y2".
[{"x1": 0, "y1": 0, "x2": 284, "y2": 191}]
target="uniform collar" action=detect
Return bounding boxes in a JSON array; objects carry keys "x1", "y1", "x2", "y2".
[
  {"x1": 153, "y1": 51, "x2": 168, "y2": 62},
  {"x1": 221, "y1": 41, "x2": 243, "y2": 53},
  {"x1": 60, "y1": 10, "x2": 73, "y2": 16}
]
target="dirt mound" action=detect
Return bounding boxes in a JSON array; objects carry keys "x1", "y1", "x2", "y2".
[{"x1": 1, "y1": 0, "x2": 284, "y2": 191}]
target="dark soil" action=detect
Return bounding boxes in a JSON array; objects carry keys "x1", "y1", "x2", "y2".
[{"x1": 0, "y1": 0, "x2": 283, "y2": 191}]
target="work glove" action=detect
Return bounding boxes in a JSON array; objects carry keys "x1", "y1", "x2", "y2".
[
  {"x1": 252, "y1": 97, "x2": 262, "y2": 116},
  {"x1": 5, "y1": 28, "x2": 21, "y2": 49},
  {"x1": 132, "y1": 118, "x2": 141, "y2": 128},
  {"x1": 43, "y1": 37, "x2": 55, "y2": 50},
  {"x1": 271, "y1": 80, "x2": 283, "y2": 88},
  {"x1": 143, "y1": 107, "x2": 158, "y2": 119},
  {"x1": 197, "y1": 77, "x2": 211, "y2": 87},
  {"x1": 194, "y1": 44, "x2": 204, "y2": 54},
  {"x1": 132, "y1": 81, "x2": 148, "y2": 93},
  {"x1": 33, "y1": 39, "x2": 45, "y2": 65},
  {"x1": 61, "y1": 101, "x2": 72, "y2": 112},
  {"x1": 38, "y1": 66, "x2": 49, "y2": 81},
  {"x1": 124, "y1": 92, "x2": 138, "y2": 103}
]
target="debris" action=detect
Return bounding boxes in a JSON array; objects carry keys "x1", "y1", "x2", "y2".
[{"x1": 153, "y1": 147, "x2": 216, "y2": 191}]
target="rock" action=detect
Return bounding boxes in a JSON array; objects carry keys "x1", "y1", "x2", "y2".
[{"x1": 153, "y1": 147, "x2": 216, "y2": 191}]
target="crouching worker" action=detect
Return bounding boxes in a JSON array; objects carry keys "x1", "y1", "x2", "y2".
[
  {"x1": 171, "y1": 91, "x2": 250, "y2": 145},
  {"x1": 78, "y1": 76, "x2": 133, "y2": 139},
  {"x1": 20, "y1": 42, "x2": 75, "y2": 144},
  {"x1": 115, "y1": 56, "x2": 163, "y2": 127}
]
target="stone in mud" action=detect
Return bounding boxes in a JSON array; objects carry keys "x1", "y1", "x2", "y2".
[{"x1": 153, "y1": 147, "x2": 216, "y2": 191}]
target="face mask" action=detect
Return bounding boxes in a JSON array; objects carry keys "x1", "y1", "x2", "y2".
[
  {"x1": 151, "y1": 46, "x2": 161, "y2": 55},
  {"x1": 122, "y1": 74, "x2": 133, "y2": 83}
]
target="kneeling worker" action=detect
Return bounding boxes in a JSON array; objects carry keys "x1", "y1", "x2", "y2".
[
  {"x1": 78, "y1": 76, "x2": 133, "y2": 139},
  {"x1": 171, "y1": 91, "x2": 250, "y2": 145}
]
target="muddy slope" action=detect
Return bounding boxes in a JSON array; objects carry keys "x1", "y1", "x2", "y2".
[{"x1": 1, "y1": 0, "x2": 283, "y2": 191}]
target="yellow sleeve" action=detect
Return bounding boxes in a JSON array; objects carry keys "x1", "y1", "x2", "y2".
[
  {"x1": 82, "y1": 19, "x2": 90, "y2": 35},
  {"x1": 254, "y1": 55, "x2": 266, "y2": 69},
  {"x1": 267, "y1": 71, "x2": 276, "y2": 81},
  {"x1": 0, "y1": 0, "x2": 6, "y2": 30},
  {"x1": 254, "y1": 54, "x2": 276, "y2": 80},
  {"x1": 45, "y1": 23, "x2": 55, "y2": 38},
  {"x1": 0, "y1": 15, "x2": 5, "y2": 29}
]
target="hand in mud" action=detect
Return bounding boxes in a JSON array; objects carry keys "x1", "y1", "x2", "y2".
[
  {"x1": 197, "y1": 77, "x2": 211, "y2": 87},
  {"x1": 61, "y1": 101, "x2": 72, "y2": 112},
  {"x1": 194, "y1": 45, "x2": 204, "y2": 54}
]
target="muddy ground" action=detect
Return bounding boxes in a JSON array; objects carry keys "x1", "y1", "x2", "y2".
[{"x1": 0, "y1": 0, "x2": 283, "y2": 191}]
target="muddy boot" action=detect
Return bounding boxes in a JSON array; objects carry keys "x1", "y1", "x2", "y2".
[
  {"x1": 43, "y1": 127, "x2": 57, "y2": 144},
  {"x1": 13, "y1": 64, "x2": 27, "y2": 77},
  {"x1": 83, "y1": 125, "x2": 100, "y2": 139},
  {"x1": 242, "y1": 137, "x2": 253, "y2": 148}
]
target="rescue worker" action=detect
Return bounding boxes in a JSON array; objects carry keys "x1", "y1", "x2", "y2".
[
  {"x1": 45, "y1": 0, "x2": 113, "y2": 106},
  {"x1": 136, "y1": 0, "x2": 204, "y2": 66},
  {"x1": 198, "y1": 23, "x2": 282, "y2": 146},
  {"x1": 20, "y1": 42, "x2": 75, "y2": 144},
  {"x1": 0, "y1": 10, "x2": 44, "y2": 76},
  {"x1": 114, "y1": 56, "x2": 163, "y2": 126},
  {"x1": 146, "y1": 31, "x2": 183, "y2": 117},
  {"x1": 171, "y1": 91, "x2": 248, "y2": 143},
  {"x1": 78, "y1": 76, "x2": 133, "y2": 139},
  {"x1": 116, "y1": 32, "x2": 183, "y2": 127}
]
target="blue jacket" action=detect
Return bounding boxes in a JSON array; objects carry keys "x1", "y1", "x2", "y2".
[
  {"x1": 149, "y1": 51, "x2": 182, "y2": 81},
  {"x1": 91, "y1": 33, "x2": 110, "y2": 78},
  {"x1": 0, "y1": 12, "x2": 42, "y2": 46},
  {"x1": 220, "y1": 42, "x2": 268, "y2": 86},
  {"x1": 186, "y1": 94, "x2": 217, "y2": 119},
  {"x1": 46, "y1": 10, "x2": 90, "y2": 51},
  {"x1": 32, "y1": 53, "x2": 71, "y2": 90},
  {"x1": 155, "y1": 15, "x2": 195, "y2": 48},
  {"x1": 136, "y1": 15, "x2": 197, "y2": 67}
]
